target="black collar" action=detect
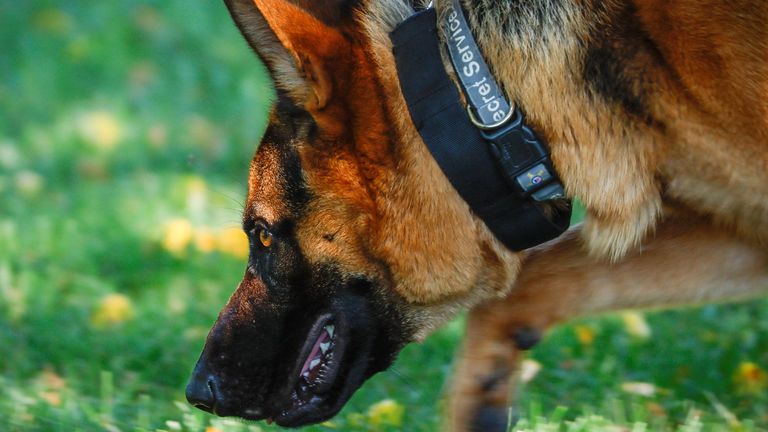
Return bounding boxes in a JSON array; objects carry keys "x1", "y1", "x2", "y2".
[{"x1": 390, "y1": 3, "x2": 570, "y2": 251}]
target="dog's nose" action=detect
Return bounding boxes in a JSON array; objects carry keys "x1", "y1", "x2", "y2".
[{"x1": 186, "y1": 367, "x2": 218, "y2": 413}]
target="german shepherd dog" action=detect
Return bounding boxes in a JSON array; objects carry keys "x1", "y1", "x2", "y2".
[{"x1": 185, "y1": 0, "x2": 768, "y2": 430}]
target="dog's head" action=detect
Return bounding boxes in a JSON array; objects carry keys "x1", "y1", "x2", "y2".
[{"x1": 186, "y1": 0, "x2": 523, "y2": 426}]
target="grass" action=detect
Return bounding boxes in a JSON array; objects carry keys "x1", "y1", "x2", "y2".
[{"x1": 1, "y1": 1, "x2": 767, "y2": 431}]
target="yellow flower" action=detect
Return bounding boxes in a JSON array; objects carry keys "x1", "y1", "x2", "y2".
[
  {"x1": 162, "y1": 219, "x2": 194, "y2": 255},
  {"x1": 165, "y1": 420, "x2": 182, "y2": 431},
  {"x1": 185, "y1": 176, "x2": 209, "y2": 218},
  {"x1": 65, "y1": 37, "x2": 90, "y2": 62},
  {"x1": 194, "y1": 229, "x2": 217, "y2": 254},
  {"x1": 205, "y1": 427, "x2": 223, "y2": 432},
  {"x1": 346, "y1": 412, "x2": 366, "y2": 428},
  {"x1": 574, "y1": 325, "x2": 595, "y2": 346},
  {"x1": 39, "y1": 391, "x2": 61, "y2": 406},
  {"x1": 77, "y1": 110, "x2": 123, "y2": 151},
  {"x1": 367, "y1": 399, "x2": 404, "y2": 428},
  {"x1": 167, "y1": 292, "x2": 186, "y2": 315},
  {"x1": 135, "y1": 6, "x2": 163, "y2": 33},
  {"x1": 33, "y1": 9, "x2": 72, "y2": 34},
  {"x1": 37, "y1": 369, "x2": 66, "y2": 390},
  {"x1": 621, "y1": 381, "x2": 656, "y2": 397},
  {"x1": 622, "y1": 311, "x2": 652, "y2": 339},
  {"x1": 733, "y1": 361, "x2": 768, "y2": 394},
  {"x1": 645, "y1": 402, "x2": 667, "y2": 418},
  {"x1": 187, "y1": 115, "x2": 219, "y2": 149},
  {"x1": 147, "y1": 124, "x2": 168, "y2": 149},
  {"x1": 129, "y1": 61, "x2": 156, "y2": 88},
  {"x1": 0, "y1": 140, "x2": 20, "y2": 169},
  {"x1": 183, "y1": 326, "x2": 209, "y2": 342},
  {"x1": 77, "y1": 158, "x2": 108, "y2": 180},
  {"x1": 14, "y1": 170, "x2": 44, "y2": 197},
  {"x1": 216, "y1": 227, "x2": 249, "y2": 259},
  {"x1": 91, "y1": 293, "x2": 135, "y2": 328},
  {"x1": 185, "y1": 176, "x2": 207, "y2": 193},
  {"x1": 520, "y1": 359, "x2": 542, "y2": 384},
  {"x1": 36, "y1": 368, "x2": 66, "y2": 406}
]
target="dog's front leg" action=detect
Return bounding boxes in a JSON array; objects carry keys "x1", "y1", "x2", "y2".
[{"x1": 448, "y1": 213, "x2": 768, "y2": 432}]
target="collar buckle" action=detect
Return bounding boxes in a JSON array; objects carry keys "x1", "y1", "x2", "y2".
[
  {"x1": 481, "y1": 109, "x2": 566, "y2": 202},
  {"x1": 466, "y1": 104, "x2": 516, "y2": 130}
]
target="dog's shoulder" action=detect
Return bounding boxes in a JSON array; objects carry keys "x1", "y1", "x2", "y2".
[{"x1": 463, "y1": 0, "x2": 768, "y2": 258}]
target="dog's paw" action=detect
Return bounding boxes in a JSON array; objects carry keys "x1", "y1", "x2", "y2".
[{"x1": 470, "y1": 405, "x2": 516, "y2": 432}]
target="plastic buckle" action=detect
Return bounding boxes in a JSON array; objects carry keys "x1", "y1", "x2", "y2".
[{"x1": 480, "y1": 108, "x2": 564, "y2": 201}]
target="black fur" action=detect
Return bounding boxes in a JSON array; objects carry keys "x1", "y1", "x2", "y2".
[
  {"x1": 471, "y1": 406, "x2": 510, "y2": 432},
  {"x1": 265, "y1": 93, "x2": 314, "y2": 214},
  {"x1": 479, "y1": 369, "x2": 510, "y2": 392},
  {"x1": 289, "y1": 0, "x2": 361, "y2": 27},
  {"x1": 584, "y1": 2, "x2": 664, "y2": 127},
  {"x1": 512, "y1": 326, "x2": 541, "y2": 350},
  {"x1": 470, "y1": 0, "x2": 569, "y2": 46},
  {"x1": 465, "y1": 0, "x2": 664, "y2": 128}
]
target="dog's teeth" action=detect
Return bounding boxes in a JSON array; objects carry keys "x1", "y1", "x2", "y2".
[
  {"x1": 325, "y1": 325, "x2": 334, "y2": 338},
  {"x1": 309, "y1": 358, "x2": 321, "y2": 370},
  {"x1": 320, "y1": 342, "x2": 330, "y2": 353}
]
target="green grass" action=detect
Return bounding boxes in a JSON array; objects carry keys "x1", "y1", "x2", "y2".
[{"x1": 2, "y1": 1, "x2": 768, "y2": 431}]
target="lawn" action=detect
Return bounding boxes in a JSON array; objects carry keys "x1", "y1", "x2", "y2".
[{"x1": 1, "y1": 1, "x2": 767, "y2": 431}]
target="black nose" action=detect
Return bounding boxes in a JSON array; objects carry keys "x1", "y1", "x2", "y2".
[{"x1": 186, "y1": 366, "x2": 218, "y2": 413}]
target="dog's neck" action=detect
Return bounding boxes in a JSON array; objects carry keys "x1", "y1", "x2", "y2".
[
  {"x1": 366, "y1": 0, "x2": 669, "y2": 262},
  {"x1": 354, "y1": 0, "x2": 767, "y2": 335}
]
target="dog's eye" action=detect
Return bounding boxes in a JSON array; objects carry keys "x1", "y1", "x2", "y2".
[{"x1": 258, "y1": 228, "x2": 273, "y2": 248}]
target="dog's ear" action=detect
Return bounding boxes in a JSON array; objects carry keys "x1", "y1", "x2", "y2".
[{"x1": 223, "y1": 0, "x2": 359, "y2": 112}]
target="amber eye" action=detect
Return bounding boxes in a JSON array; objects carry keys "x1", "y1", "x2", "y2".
[{"x1": 258, "y1": 228, "x2": 273, "y2": 248}]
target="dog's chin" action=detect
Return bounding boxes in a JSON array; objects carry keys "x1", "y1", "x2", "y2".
[{"x1": 272, "y1": 358, "x2": 370, "y2": 428}]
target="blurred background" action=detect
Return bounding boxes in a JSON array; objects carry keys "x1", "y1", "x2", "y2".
[{"x1": 1, "y1": 1, "x2": 767, "y2": 431}]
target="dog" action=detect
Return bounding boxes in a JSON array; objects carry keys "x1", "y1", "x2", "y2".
[{"x1": 185, "y1": 0, "x2": 768, "y2": 430}]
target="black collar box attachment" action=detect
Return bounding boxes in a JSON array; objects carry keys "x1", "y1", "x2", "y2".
[
  {"x1": 390, "y1": 7, "x2": 570, "y2": 251},
  {"x1": 482, "y1": 110, "x2": 566, "y2": 202}
]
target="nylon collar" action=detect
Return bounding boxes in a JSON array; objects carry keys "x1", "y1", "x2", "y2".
[
  {"x1": 390, "y1": 5, "x2": 571, "y2": 251},
  {"x1": 443, "y1": 0, "x2": 512, "y2": 128}
]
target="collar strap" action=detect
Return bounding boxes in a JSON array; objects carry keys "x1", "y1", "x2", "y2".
[
  {"x1": 444, "y1": 0, "x2": 511, "y2": 128},
  {"x1": 390, "y1": 6, "x2": 570, "y2": 251}
]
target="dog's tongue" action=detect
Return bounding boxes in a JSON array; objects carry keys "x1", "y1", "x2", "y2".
[{"x1": 300, "y1": 330, "x2": 330, "y2": 376}]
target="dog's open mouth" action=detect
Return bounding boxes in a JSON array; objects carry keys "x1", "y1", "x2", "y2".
[
  {"x1": 292, "y1": 320, "x2": 338, "y2": 406},
  {"x1": 273, "y1": 313, "x2": 347, "y2": 425}
]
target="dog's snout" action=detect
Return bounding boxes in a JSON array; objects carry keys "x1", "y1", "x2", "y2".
[{"x1": 186, "y1": 367, "x2": 219, "y2": 413}]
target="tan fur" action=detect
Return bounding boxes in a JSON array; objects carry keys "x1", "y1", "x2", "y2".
[
  {"x1": 247, "y1": 143, "x2": 291, "y2": 224},
  {"x1": 360, "y1": 0, "x2": 520, "y2": 319},
  {"x1": 436, "y1": 0, "x2": 768, "y2": 261},
  {"x1": 222, "y1": 0, "x2": 768, "y2": 428},
  {"x1": 363, "y1": 1, "x2": 767, "y2": 428},
  {"x1": 448, "y1": 209, "x2": 768, "y2": 430},
  {"x1": 247, "y1": 0, "x2": 520, "y2": 314},
  {"x1": 451, "y1": 1, "x2": 663, "y2": 260}
]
